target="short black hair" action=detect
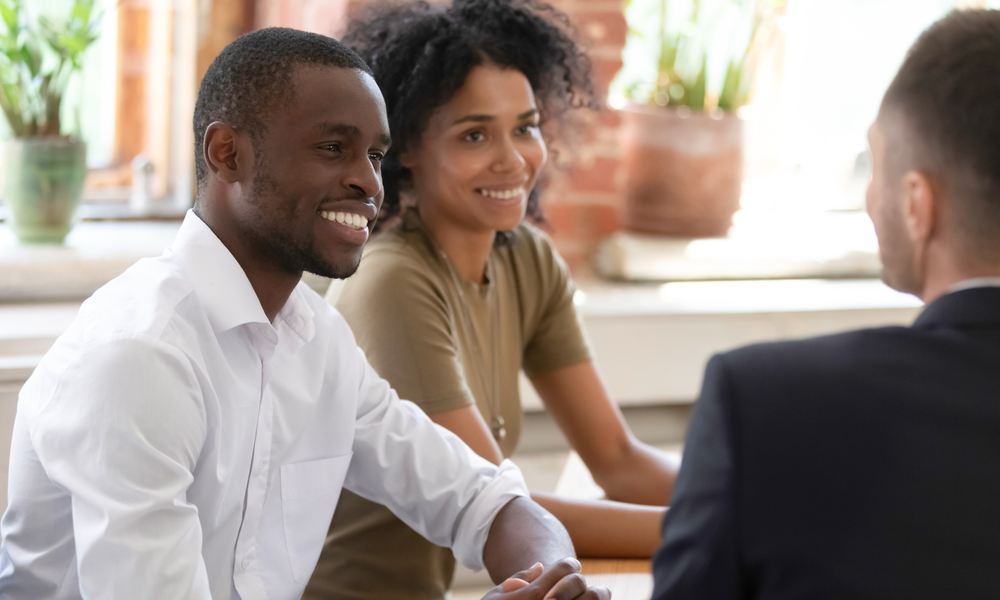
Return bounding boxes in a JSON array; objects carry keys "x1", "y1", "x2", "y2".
[
  {"x1": 880, "y1": 9, "x2": 1000, "y2": 257},
  {"x1": 343, "y1": 0, "x2": 598, "y2": 230},
  {"x1": 193, "y1": 27, "x2": 371, "y2": 192}
]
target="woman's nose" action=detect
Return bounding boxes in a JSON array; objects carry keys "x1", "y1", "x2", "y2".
[{"x1": 492, "y1": 135, "x2": 527, "y2": 173}]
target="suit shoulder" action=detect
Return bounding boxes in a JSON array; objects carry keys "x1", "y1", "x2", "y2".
[{"x1": 718, "y1": 325, "x2": 913, "y2": 380}]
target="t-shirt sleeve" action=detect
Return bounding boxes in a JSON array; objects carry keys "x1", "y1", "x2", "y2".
[
  {"x1": 332, "y1": 247, "x2": 475, "y2": 415},
  {"x1": 520, "y1": 226, "x2": 593, "y2": 377}
]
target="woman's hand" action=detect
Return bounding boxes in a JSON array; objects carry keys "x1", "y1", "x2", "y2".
[{"x1": 481, "y1": 559, "x2": 611, "y2": 600}]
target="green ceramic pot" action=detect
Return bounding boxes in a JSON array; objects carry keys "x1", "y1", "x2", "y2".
[{"x1": 3, "y1": 138, "x2": 88, "y2": 244}]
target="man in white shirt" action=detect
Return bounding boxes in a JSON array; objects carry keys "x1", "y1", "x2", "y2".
[{"x1": 0, "y1": 28, "x2": 609, "y2": 600}]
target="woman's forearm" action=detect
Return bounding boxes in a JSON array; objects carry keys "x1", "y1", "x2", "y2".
[
  {"x1": 530, "y1": 491, "x2": 667, "y2": 557},
  {"x1": 593, "y1": 440, "x2": 679, "y2": 506}
]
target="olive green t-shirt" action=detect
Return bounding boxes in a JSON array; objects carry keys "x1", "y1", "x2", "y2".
[{"x1": 303, "y1": 209, "x2": 591, "y2": 600}]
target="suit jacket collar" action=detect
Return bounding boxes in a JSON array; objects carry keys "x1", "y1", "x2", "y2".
[{"x1": 913, "y1": 287, "x2": 1000, "y2": 330}]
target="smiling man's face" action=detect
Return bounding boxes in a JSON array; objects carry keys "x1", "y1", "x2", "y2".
[{"x1": 236, "y1": 65, "x2": 391, "y2": 279}]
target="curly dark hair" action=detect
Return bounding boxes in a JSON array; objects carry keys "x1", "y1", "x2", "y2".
[
  {"x1": 193, "y1": 28, "x2": 370, "y2": 194},
  {"x1": 343, "y1": 0, "x2": 598, "y2": 231}
]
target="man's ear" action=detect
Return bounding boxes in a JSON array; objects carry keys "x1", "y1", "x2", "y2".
[
  {"x1": 901, "y1": 170, "x2": 936, "y2": 250},
  {"x1": 203, "y1": 122, "x2": 251, "y2": 184}
]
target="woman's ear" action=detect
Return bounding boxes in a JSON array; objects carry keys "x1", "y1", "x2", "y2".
[
  {"x1": 397, "y1": 145, "x2": 417, "y2": 169},
  {"x1": 203, "y1": 122, "x2": 252, "y2": 185}
]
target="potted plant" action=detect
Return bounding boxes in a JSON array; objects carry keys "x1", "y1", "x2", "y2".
[
  {"x1": 613, "y1": 0, "x2": 785, "y2": 237},
  {"x1": 0, "y1": 0, "x2": 100, "y2": 243}
]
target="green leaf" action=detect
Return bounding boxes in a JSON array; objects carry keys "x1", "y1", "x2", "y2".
[
  {"x1": 0, "y1": 1, "x2": 17, "y2": 33},
  {"x1": 72, "y1": 2, "x2": 92, "y2": 26},
  {"x1": 18, "y1": 43, "x2": 37, "y2": 77},
  {"x1": 718, "y1": 60, "x2": 741, "y2": 112},
  {"x1": 687, "y1": 54, "x2": 706, "y2": 111}
]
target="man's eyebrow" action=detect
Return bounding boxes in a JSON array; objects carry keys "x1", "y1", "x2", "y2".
[
  {"x1": 315, "y1": 123, "x2": 361, "y2": 137},
  {"x1": 452, "y1": 108, "x2": 539, "y2": 126},
  {"x1": 315, "y1": 123, "x2": 391, "y2": 147}
]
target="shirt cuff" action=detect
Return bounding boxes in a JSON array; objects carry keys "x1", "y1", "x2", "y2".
[{"x1": 451, "y1": 459, "x2": 531, "y2": 571}]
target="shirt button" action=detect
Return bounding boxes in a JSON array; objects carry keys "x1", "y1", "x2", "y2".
[{"x1": 241, "y1": 558, "x2": 250, "y2": 569}]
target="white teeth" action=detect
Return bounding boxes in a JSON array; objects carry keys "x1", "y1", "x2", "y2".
[
  {"x1": 320, "y1": 211, "x2": 369, "y2": 230},
  {"x1": 478, "y1": 187, "x2": 524, "y2": 200}
]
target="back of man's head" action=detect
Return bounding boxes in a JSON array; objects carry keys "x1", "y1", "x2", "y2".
[
  {"x1": 880, "y1": 9, "x2": 1000, "y2": 260},
  {"x1": 192, "y1": 28, "x2": 371, "y2": 198}
]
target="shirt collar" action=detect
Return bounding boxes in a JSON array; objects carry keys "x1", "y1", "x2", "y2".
[
  {"x1": 400, "y1": 208, "x2": 496, "y2": 285},
  {"x1": 169, "y1": 210, "x2": 271, "y2": 333},
  {"x1": 274, "y1": 283, "x2": 316, "y2": 344},
  {"x1": 946, "y1": 276, "x2": 1000, "y2": 294}
]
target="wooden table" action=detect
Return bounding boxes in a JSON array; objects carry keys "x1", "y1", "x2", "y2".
[
  {"x1": 556, "y1": 454, "x2": 663, "y2": 600},
  {"x1": 581, "y1": 558, "x2": 652, "y2": 600}
]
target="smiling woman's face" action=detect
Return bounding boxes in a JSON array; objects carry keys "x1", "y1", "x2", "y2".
[{"x1": 402, "y1": 65, "x2": 547, "y2": 234}]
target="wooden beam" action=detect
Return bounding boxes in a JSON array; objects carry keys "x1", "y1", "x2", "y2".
[
  {"x1": 114, "y1": 0, "x2": 149, "y2": 166},
  {"x1": 196, "y1": 0, "x2": 256, "y2": 82}
]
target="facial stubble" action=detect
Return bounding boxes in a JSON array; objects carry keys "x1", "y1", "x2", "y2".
[{"x1": 244, "y1": 166, "x2": 364, "y2": 281}]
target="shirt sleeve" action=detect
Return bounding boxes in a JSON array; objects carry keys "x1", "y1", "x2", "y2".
[
  {"x1": 520, "y1": 226, "x2": 592, "y2": 377},
  {"x1": 29, "y1": 336, "x2": 213, "y2": 600},
  {"x1": 651, "y1": 354, "x2": 743, "y2": 599},
  {"x1": 334, "y1": 248, "x2": 474, "y2": 415},
  {"x1": 342, "y1": 345, "x2": 530, "y2": 571}
]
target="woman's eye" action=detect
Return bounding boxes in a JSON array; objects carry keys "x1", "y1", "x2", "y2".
[
  {"x1": 518, "y1": 123, "x2": 540, "y2": 135},
  {"x1": 464, "y1": 131, "x2": 484, "y2": 142},
  {"x1": 369, "y1": 152, "x2": 385, "y2": 163}
]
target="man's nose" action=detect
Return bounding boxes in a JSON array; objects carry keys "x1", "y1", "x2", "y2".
[{"x1": 343, "y1": 156, "x2": 382, "y2": 199}]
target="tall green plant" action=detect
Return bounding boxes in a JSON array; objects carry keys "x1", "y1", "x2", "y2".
[
  {"x1": 620, "y1": 0, "x2": 785, "y2": 113},
  {"x1": 0, "y1": 0, "x2": 101, "y2": 138}
]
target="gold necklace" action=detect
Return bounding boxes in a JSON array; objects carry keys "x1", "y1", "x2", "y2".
[{"x1": 440, "y1": 250, "x2": 506, "y2": 443}]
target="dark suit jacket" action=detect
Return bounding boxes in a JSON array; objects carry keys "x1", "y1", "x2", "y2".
[{"x1": 652, "y1": 286, "x2": 1000, "y2": 600}]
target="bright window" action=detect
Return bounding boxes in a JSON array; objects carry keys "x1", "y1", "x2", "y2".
[
  {"x1": 613, "y1": 0, "x2": 999, "y2": 212},
  {"x1": 0, "y1": 0, "x2": 196, "y2": 214}
]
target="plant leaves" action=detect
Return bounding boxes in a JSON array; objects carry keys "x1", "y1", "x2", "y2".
[
  {"x1": 0, "y1": 0, "x2": 101, "y2": 137},
  {"x1": 0, "y1": 1, "x2": 17, "y2": 33}
]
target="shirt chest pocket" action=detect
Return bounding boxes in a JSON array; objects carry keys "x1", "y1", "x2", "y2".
[{"x1": 280, "y1": 453, "x2": 353, "y2": 584}]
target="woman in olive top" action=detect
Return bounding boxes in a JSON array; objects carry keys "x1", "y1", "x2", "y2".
[{"x1": 305, "y1": 0, "x2": 678, "y2": 598}]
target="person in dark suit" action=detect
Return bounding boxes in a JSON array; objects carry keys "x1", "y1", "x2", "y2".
[{"x1": 651, "y1": 9, "x2": 1000, "y2": 600}]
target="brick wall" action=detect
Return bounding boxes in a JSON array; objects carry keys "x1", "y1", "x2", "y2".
[{"x1": 259, "y1": 0, "x2": 628, "y2": 272}]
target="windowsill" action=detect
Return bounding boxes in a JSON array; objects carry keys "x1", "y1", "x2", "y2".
[
  {"x1": 0, "y1": 219, "x2": 182, "y2": 302},
  {"x1": 0, "y1": 203, "x2": 187, "y2": 223},
  {"x1": 1, "y1": 216, "x2": 923, "y2": 407}
]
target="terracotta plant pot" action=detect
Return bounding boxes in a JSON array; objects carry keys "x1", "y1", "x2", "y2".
[
  {"x1": 3, "y1": 138, "x2": 88, "y2": 244},
  {"x1": 620, "y1": 105, "x2": 743, "y2": 237}
]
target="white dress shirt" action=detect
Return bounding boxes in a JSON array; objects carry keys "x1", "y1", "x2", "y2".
[{"x1": 0, "y1": 211, "x2": 528, "y2": 600}]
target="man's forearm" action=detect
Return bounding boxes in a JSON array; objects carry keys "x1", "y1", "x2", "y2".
[{"x1": 482, "y1": 496, "x2": 576, "y2": 583}]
